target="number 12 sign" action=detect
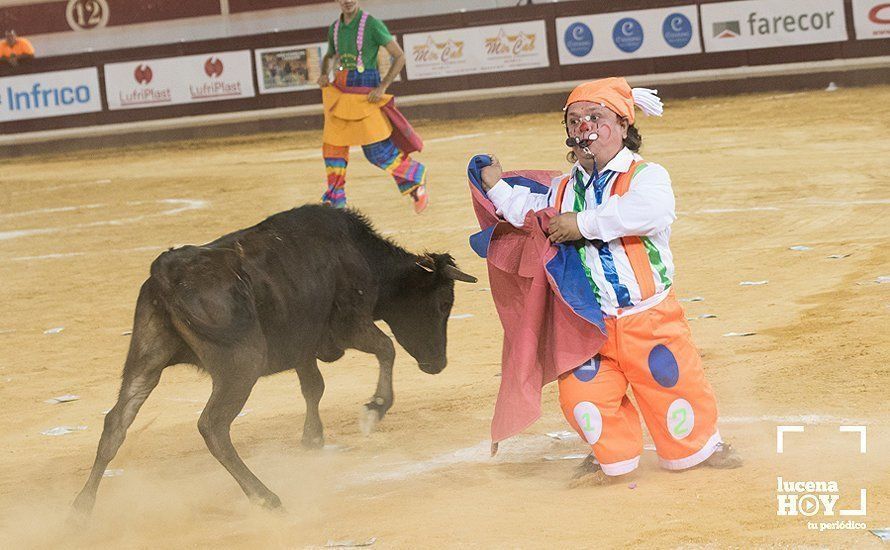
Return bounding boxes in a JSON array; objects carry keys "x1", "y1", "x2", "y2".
[{"x1": 66, "y1": 0, "x2": 110, "y2": 31}]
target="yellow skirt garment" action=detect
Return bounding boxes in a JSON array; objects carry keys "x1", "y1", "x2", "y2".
[{"x1": 322, "y1": 86, "x2": 393, "y2": 147}]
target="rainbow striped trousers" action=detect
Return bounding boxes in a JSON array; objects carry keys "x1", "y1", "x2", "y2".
[{"x1": 322, "y1": 139, "x2": 426, "y2": 208}]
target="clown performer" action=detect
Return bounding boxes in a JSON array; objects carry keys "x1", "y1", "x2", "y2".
[
  {"x1": 317, "y1": 0, "x2": 428, "y2": 213},
  {"x1": 477, "y1": 78, "x2": 741, "y2": 484}
]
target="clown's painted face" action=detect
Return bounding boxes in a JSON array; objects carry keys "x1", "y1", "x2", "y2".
[{"x1": 565, "y1": 101, "x2": 628, "y2": 160}]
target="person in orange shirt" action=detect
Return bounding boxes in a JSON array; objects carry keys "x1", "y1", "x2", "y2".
[{"x1": 1, "y1": 30, "x2": 35, "y2": 66}]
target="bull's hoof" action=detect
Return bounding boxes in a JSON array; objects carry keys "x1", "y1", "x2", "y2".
[
  {"x1": 68, "y1": 493, "x2": 95, "y2": 525},
  {"x1": 359, "y1": 405, "x2": 381, "y2": 436},
  {"x1": 255, "y1": 492, "x2": 283, "y2": 511},
  {"x1": 300, "y1": 434, "x2": 325, "y2": 450},
  {"x1": 66, "y1": 506, "x2": 92, "y2": 530}
]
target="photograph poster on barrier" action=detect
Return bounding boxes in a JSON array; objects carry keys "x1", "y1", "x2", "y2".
[
  {"x1": 256, "y1": 42, "x2": 325, "y2": 94},
  {"x1": 104, "y1": 50, "x2": 256, "y2": 110},
  {"x1": 852, "y1": 0, "x2": 890, "y2": 40},
  {"x1": 0, "y1": 67, "x2": 102, "y2": 122},
  {"x1": 255, "y1": 39, "x2": 399, "y2": 95},
  {"x1": 556, "y1": 5, "x2": 701, "y2": 66},
  {"x1": 403, "y1": 20, "x2": 549, "y2": 81},
  {"x1": 701, "y1": 0, "x2": 848, "y2": 52}
]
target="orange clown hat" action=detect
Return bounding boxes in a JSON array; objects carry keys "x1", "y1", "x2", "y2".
[{"x1": 564, "y1": 77, "x2": 663, "y2": 124}]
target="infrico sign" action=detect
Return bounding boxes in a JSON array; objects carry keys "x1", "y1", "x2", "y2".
[
  {"x1": 0, "y1": 67, "x2": 102, "y2": 122},
  {"x1": 701, "y1": 0, "x2": 848, "y2": 52},
  {"x1": 852, "y1": 0, "x2": 890, "y2": 39}
]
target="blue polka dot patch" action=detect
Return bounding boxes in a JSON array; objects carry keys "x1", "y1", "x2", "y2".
[
  {"x1": 573, "y1": 355, "x2": 601, "y2": 382},
  {"x1": 648, "y1": 344, "x2": 679, "y2": 388}
]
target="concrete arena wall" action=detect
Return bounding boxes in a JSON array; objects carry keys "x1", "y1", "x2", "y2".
[{"x1": 0, "y1": 0, "x2": 888, "y2": 153}]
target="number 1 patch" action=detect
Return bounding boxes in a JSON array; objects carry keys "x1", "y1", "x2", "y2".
[{"x1": 573, "y1": 401, "x2": 603, "y2": 444}]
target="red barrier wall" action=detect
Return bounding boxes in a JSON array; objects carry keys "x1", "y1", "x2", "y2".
[
  {"x1": 1, "y1": 0, "x2": 888, "y2": 137},
  {"x1": 0, "y1": 0, "x2": 222, "y2": 35},
  {"x1": 229, "y1": 0, "x2": 331, "y2": 12}
]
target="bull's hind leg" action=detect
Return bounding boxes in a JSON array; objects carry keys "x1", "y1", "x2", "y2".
[
  {"x1": 71, "y1": 291, "x2": 180, "y2": 518},
  {"x1": 350, "y1": 323, "x2": 396, "y2": 435},
  {"x1": 198, "y1": 371, "x2": 281, "y2": 509},
  {"x1": 295, "y1": 358, "x2": 325, "y2": 449}
]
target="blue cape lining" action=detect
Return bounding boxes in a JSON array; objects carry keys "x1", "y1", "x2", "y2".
[{"x1": 467, "y1": 155, "x2": 605, "y2": 331}]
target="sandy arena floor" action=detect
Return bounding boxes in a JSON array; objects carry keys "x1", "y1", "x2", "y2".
[{"x1": 1, "y1": 85, "x2": 889, "y2": 549}]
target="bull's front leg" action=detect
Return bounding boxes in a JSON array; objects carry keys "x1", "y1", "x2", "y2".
[
  {"x1": 350, "y1": 323, "x2": 396, "y2": 435},
  {"x1": 295, "y1": 358, "x2": 325, "y2": 448}
]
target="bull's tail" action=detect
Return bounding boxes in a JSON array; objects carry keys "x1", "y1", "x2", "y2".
[{"x1": 149, "y1": 246, "x2": 258, "y2": 345}]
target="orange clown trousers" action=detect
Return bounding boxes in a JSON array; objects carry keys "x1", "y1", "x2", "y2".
[{"x1": 557, "y1": 291, "x2": 721, "y2": 476}]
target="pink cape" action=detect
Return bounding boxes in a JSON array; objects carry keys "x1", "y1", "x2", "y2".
[{"x1": 466, "y1": 156, "x2": 608, "y2": 452}]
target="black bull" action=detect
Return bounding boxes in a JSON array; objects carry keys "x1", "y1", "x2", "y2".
[{"x1": 72, "y1": 205, "x2": 476, "y2": 515}]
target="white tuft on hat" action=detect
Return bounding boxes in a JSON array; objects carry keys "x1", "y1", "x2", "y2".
[{"x1": 631, "y1": 88, "x2": 664, "y2": 117}]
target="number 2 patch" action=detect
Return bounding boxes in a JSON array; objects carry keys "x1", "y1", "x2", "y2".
[{"x1": 666, "y1": 398, "x2": 694, "y2": 440}]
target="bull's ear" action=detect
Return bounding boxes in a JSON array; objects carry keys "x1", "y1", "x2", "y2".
[
  {"x1": 442, "y1": 264, "x2": 477, "y2": 283},
  {"x1": 415, "y1": 255, "x2": 436, "y2": 273}
]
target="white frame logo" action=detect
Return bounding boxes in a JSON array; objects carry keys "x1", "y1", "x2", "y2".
[{"x1": 776, "y1": 425, "x2": 867, "y2": 521}]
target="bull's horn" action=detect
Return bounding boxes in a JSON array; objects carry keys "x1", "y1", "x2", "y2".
[
  {"x1": 415, "y1": 256, "x2": 436, "y2": 273},
  {"x1": 443, "y1": 264, "x2": 477, "y2": 283}
]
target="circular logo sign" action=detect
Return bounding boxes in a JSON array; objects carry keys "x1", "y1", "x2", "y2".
[
  {"x1": 798, "y1": 494, "x2": 821, "y2": 516},
  {"x1": 662, "y1": 13, "x2": 693, "y2": 49},
  {"x1": 204, "y1": 57, "x2": 224, "y2": 78},
  {"x1": 612, "y1": 17, "x2": 644, "y2": 53},
  {"x1": 564, "y1": 22, "x2": 594, "y2": 57},
  {"x1": 134, "y1": 64, "x2": 153, "y2": 85},
  {"x1": 66, "y1": 0, "x2": 110, "y2": 31},
  {"x1": 869, "y1": 3, "x2": 890, "y2": 24}
]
